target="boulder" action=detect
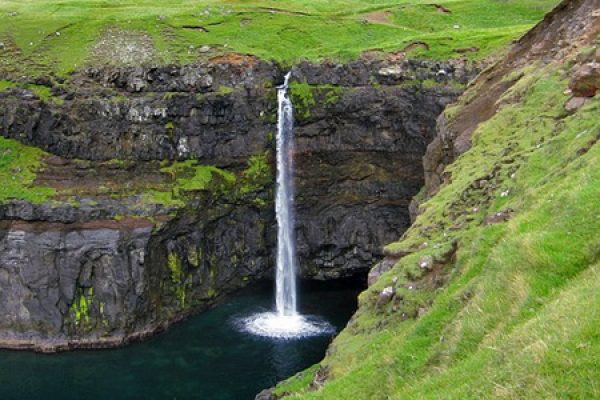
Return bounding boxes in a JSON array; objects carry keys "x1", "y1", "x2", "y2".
[
  {"x1": 377, "y1": 286, "x2": 396, "y2": 306},
  {"x1": 484, "y1": 209, "x2": 514, "y2": 225},
  {"x1": 368, "y1": 258, "x2": 396, "y2": 286},
  {"x1": 418, "y1": 255, "x2": 434, "y2": 270},
  {"x1": 569, "y1": 61, "x2": 600, "y2": 97},
  {"x1": 377, "y1": 65, "x2": 404, "y2": 78}
]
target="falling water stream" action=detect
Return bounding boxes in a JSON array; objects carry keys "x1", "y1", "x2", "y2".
[
  {"x1": 240, "y1": 73, "x2": 334, "y2": 339},
  {"x1": 275, "y1": 71, "x2": 298, "y2": 317}
]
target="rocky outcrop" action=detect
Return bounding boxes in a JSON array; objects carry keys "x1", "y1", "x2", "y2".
[
  {"x1": 0, "y1": 194, "x2": 272, "y2": 352},
  {"x1": 1, "y1": 58, "x2": 475, "y2": 163},
  {"x1": 0, "y1": 58, "x2": 474, "y2": 349}
]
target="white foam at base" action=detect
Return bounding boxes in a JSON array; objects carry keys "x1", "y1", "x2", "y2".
[{"x1": 239, "y1": 312, "x2": 335, "y2": 339}]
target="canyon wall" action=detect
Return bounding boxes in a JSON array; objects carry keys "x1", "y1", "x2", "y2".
[{"x1": 0, "y1": 58, "x2": 476, "y2": 350}]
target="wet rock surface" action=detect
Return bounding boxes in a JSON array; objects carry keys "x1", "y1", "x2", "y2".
[{"x1": 294, "y1": 83, "x2": 459, "y2": 278}]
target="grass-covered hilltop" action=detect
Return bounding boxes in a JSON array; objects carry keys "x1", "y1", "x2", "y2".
[{"x1": 0, "y1": 0, "x2": 560, "y2": 76}]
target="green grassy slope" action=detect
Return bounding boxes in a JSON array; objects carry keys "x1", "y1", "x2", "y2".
[
  {"x1": 275, "y1": 37, "x2": 600, "y2": 400},
  {"x1": 0, "y1": 136, "x2": 55, "y2": 203},
  {"x1": 0, "y1": 0, "x2": 559, "y2": 76}
]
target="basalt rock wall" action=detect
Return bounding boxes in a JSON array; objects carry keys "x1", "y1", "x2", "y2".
[{"x1": 0, "y1": 196, "x2": 272, "y2": 352}]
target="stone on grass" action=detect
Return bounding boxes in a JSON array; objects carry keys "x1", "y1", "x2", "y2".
[
  {"x1": 368, "y1": 258, "x2": 395, "y2": 286},
  {"x1": 565, "y1": 96, "x2": 587, "y2": 112},
  {"x1": 569, "y1": 61, "x2": 600, "y2": 97},
  {"x1": 377, "y1": 286, "x2": 396, "y2": 306},
  {"x1": 419, "y1": 255, "x2": 434, "y2": 270}
]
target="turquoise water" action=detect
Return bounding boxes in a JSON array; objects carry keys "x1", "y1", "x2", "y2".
[{"x1": 0, "y1": 279, "x2": 362, "y2": 400}]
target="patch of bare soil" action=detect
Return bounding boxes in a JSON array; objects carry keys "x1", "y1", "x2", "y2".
[
  {"x1": 208, "y1": 52, "x2": 259, "y2": 66},
  {"x1": 360, "y1": 10, "x2": 393, "y2": 25},
  {"x1": 402, "y1": 41, "x2": 429, "y2": 53},
  {"x1": 359, "y1": 10, "x2": 411, "y2": 29},
  {"x1": 433, "y1": 4, "x2": 452, "y2": 14},
  {"x1": 359, "y1": 48, "x2": 386, "y2": 61},
  {"x1": 385, "y1": 41, "x2": 429, "y2": 62},
  {"x1": 89, "y1": 27, "x2": 156, "y2": 66}
]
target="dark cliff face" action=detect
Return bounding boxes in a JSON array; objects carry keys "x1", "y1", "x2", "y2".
[
  {"x1": 0, "y1": 198, "x2": 272, "y2": 352},
  {"x1": 294, "y1": 83, "x2": 459, "y2": 278},
  {"x1": 0, "y1": 58, "x2": 475, "y2": 350}
]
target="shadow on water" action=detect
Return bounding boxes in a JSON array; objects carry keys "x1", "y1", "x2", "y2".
[{"x1": 0, "y1": 277, "x2": 365, "y2": 400}]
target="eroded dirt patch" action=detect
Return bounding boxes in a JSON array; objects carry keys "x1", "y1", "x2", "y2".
[
  {"x1": 209, "y1": 52, "x2": 259, "y2": 66},
  {"x1": 433, "y1": 4, "x2": 452, "y2": 14},
  {"x1": 361, "y1": 10, "x2": 394, "y2": 25},
  {"x1": 384, "y1": 41, "x2": 429, "y2": 62},
  {"x1": 89, "y1": 27, "x2": 156, "y2": 66}
]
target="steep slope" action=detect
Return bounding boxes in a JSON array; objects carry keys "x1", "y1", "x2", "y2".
[{"x1": 271, "y1": 0, "x2": 600, "y2": 398}]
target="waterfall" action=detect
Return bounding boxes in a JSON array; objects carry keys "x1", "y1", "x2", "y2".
[
  {"x1": 275, "y1": 72, "x2": 297, "y2": 317},
  {"x1": 239, "y1": 72, "x2": 333, "y2": 339}
]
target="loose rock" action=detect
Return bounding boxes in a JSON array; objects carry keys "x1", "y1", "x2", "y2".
[
  {"x1": 377, "y1": 286, "x2": 396, "y2": 306},
  {"x1": 565, "y1": 96, "x2": 587, "y2": 112},
  {"x1": 419, "y1": 255, "x2": 434, "y2": 270},
  {"x1": 569, "y1": 58, "x2": 600, "y2": 97}
]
